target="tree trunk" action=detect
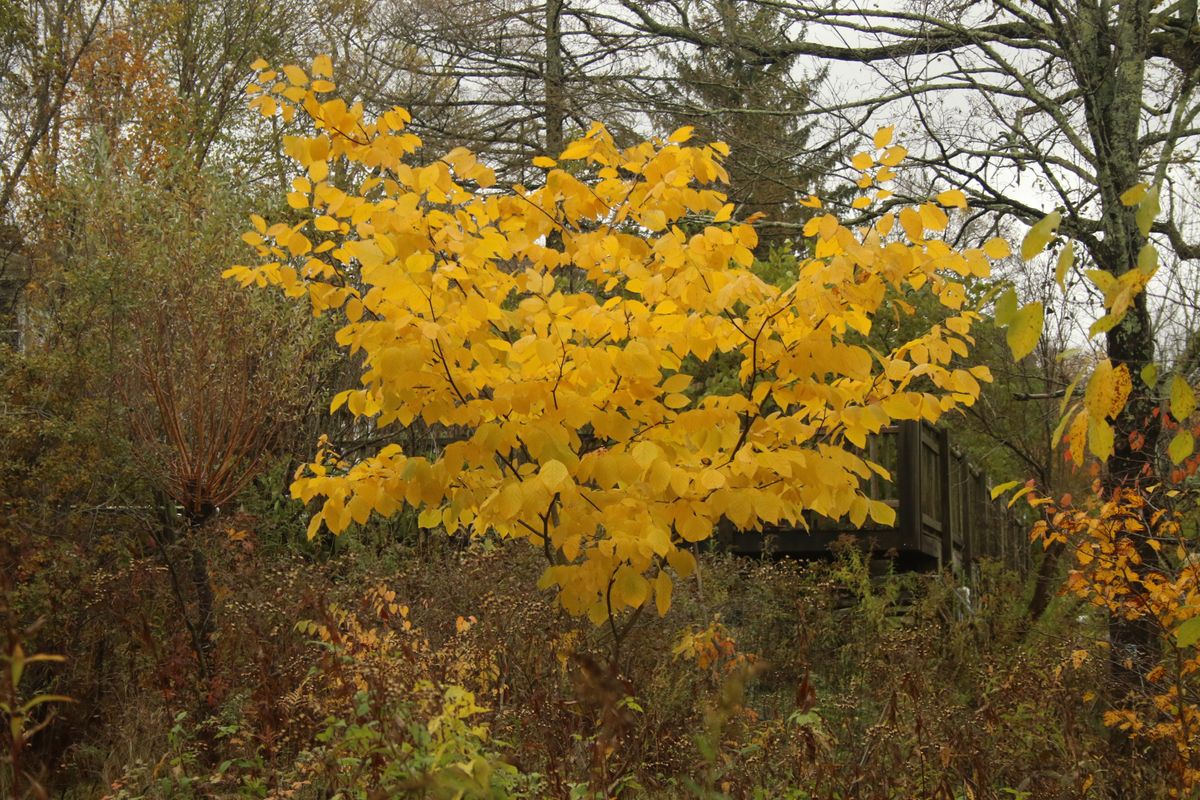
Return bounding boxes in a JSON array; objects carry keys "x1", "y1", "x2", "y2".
[
  {"x1": 189, "y1": 544, "x2": 215, "y2": 680},
  {"x1": 1027, "y1": 539, "x2": 1063, "y2": 622},
  {"x1": 544, "y1": 0, "x2": 565, "y2": 156}
]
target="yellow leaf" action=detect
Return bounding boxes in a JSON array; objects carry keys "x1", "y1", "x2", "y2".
[
  {"x1": 1088, "y1": 416, "x2": 1114, "y2": 461},
  {"x1": 559, "y1": 139, "x2": 593, "y2": 160},
  {"x1": 532, "y1": 156, "x2": 557, "y2": 168},
  {"x1": 936, "y1": 189, "x2": 967, "y2": 208},
  {"x1": 990, "y1": 480, "x2": 1021, "y2": 500},
  {"x1": 1006, "y1": 301, "x2": 1043, "y2": 361},
  {"x1": 667, "y1": 548, "x2": 696, "y2": 578},
  {"x1": 873, "y1": 126, "x2": 894, "y2": 148},
  {"x1": 851, "y1": 152, "x2": 874, "y2": 170},
  {"x1": 1084, "y1": 359, "x2": 1115, "y2": 421},
  {"x1": 498, "y1": 482, "x2": 522, "y2": 518},
  {"x1": 1068, "y1": 409, "x2": 1089, "y2": 466},
  {"x1": 1089, "y1": 314, "x2": 1120, "y2": 338},
  {"x1": 1085, "y1": 269, "x2": 1116, "y2": 295},
  {"x1": 664, "y1": 393, "x2": 691, "y2": 409},
  {"x1": 540, "y1": 459, "x2": 570, "y2": 490},
  {"x1": 252, "y1": 95, "x2": 277, "y2": 117},
  {"x1": 879, "y1": 145, "x2": 907, "y2": 167},
  {"x1": 668, "y1": 125, "x2": 695, "y2": 143},
  {"x1": 899, "y1": 207, "x2": 923, "y2": 242},
  {"x1": 1170, "y1": 375, "x2": 1196, "y2": 422},
  {"x1": 418, "y1": 507, "x2": 442, "y2": 529},
  {"x1": 1055, "y1": 246, "x2": 1074, "y2": 290},
  {"x1": 1136, "y1": 185, "x2": 1160, "y2": 236},
  {"x1": 662, "y1": 373, "x2": 692, "y2": 393},
  {"x1": 867, "y1": 500, "x2": 895, "y2": 526},
  {"x1": 1020, "y1": 211, "x2": 1061, "y2": 260},
  {"x1": 1120, "y1": 183, "x2": 1148, "y2": 206},
  {"x1": 283, "y1": 64, "x2": 308, "y2": 86},
  {"x1": 654, "y1": 571, "x2": 673, "y2": 616},
  {"x1": 1051, "y1": 402, "x2": 1076, "y2": 448},
  {"x1": 1110, "y1": 364, "x2": 1132, "y2": 418},
  {"x1": 851, "y1": 196, "x2": 871, "y2": 210},
  {"x1": 919, "y1": 202, "x2": 949, "y2": 231},
  {"x1": 982, "y1": 237, "x2": 1011, "y2": 259},
  {"x1": 642, "y1": 209, "x2": 667, "y2": 231},
  {"x1": 632, "y1": 441, "x2": 660, "y2": 470},
  {"x1": 1169, "y1": 430, "x2": 1195, "y2": 464},
  {"x1": 312, "y1": 54, "x2": 333, "y2": 78},
  {"x1": 614, "y1": 567, "x2": 649, "y2": 609},
  {"x1": 1007, "y1": 485, "x2": 1034, "y2": 508}
]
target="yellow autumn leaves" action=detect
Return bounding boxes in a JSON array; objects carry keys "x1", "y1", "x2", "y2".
[
  {"x1": 1012, "y1": 184, "x2": 1194, "y2": 470},
  {"x1": 232, "y1": 57, "x2": 1008, "y2": 625}
]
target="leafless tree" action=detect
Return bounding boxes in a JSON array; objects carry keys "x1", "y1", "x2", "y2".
[{"x1": 0, "y1": 0, "x2": 109, "y2": 221}]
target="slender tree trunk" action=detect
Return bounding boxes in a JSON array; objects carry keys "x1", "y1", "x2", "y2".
[
  {"x1": 544, "y1": 0, "x2": 565, "y2": 156},
  {"x1": 1027, "y1": 539, "x2": 1063, "y2": 622},
  {"x1": 189, "y1": 542, "x2": 215, "y2": 680}
]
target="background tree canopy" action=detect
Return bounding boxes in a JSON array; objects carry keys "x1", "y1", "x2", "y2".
[{"x1": 2, "y1": 1, "x2": 1200, "y2": 798}]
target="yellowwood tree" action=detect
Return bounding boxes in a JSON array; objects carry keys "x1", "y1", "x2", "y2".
[{"x1": 227, "y1": 58, "x2": 1005, "y2": 627}]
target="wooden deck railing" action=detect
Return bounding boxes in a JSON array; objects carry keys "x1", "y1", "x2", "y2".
[{"x1": 719, "y1": 420, "x2": 1031, "y2": 577}]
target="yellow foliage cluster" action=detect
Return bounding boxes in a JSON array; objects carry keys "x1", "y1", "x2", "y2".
[
  {"x1": 228, "y1": 57, "x2": 1002, "y2": 625},
  {"x1": 1032, "y1": 486, "x2": 1200, "y2": 790}
]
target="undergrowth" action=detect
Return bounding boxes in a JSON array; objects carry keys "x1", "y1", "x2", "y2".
[{"x1": 2, "y1": 501, "x2": 1128, "y2": 800}]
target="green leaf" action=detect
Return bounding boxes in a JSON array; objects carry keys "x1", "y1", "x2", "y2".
[
  {"x1": 994, "y1": 288, "x2": 1018, "y2": 327},
  {"x1": 1168, "y1": 430, "x2": 1194, "y2": 465},
  {"x1": 1136, "y1": 185, "x2": 1160, "y2": 236},
  {"x1": 1137, "y1": 243, "x2": 1158, "y2": 275},
  {"x1": 1006, "y1": 301, "x2": 1044, "y2": 361},
  {"x1": 1176, "y1": 616, "x2": 1200, "y2": 648},
  {"x1": 1141, "y1": 363, "x2": 1158, "y2": 388},
  {"x1": 1021, "y1": 211, "x2": 1061, "y2": 260}
]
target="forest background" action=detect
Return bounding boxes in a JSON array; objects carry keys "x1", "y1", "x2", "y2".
[{"x1": 3, "y1": 0, "x2": 1200, "y2": 797}]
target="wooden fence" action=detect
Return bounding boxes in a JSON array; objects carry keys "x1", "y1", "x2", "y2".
[{"x1": 719, "y1": 420, "x2": 1031, "y2": 577}]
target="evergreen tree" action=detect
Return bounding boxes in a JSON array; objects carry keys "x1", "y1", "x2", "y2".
[{"x1": 659, "y1": 1, "x2": 831, "y2": 254}]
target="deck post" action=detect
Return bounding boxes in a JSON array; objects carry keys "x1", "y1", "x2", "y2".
[
  {"x1": 937, "y1": 426, "x2": 953, "y2": 572},
  {"x1": 898, "y1": 421, "x2": 920, "y2": 553}
]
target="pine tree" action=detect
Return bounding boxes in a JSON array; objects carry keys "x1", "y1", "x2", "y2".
[{"x1": 660, "y1": 1, "x2": 831, "y2": 254}]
